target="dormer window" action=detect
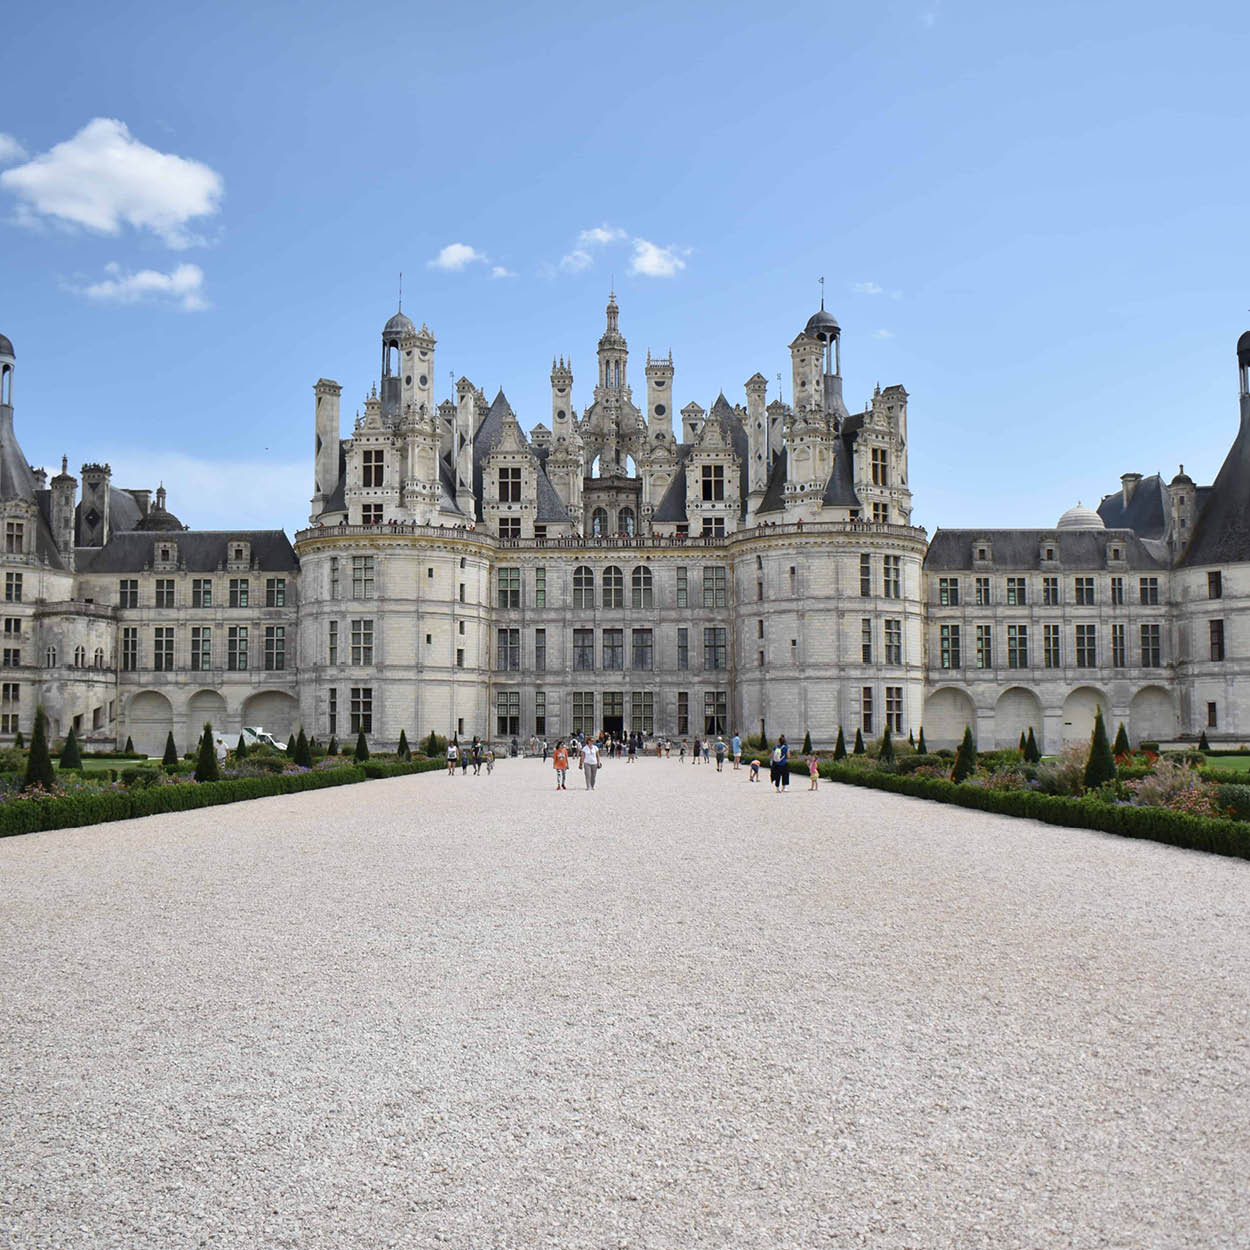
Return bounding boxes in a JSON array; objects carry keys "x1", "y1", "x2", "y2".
[
  {"x1": 160, "y1": 546, "x2": 170, "y2": 561},
  {"x1": 701, "y1": 464, "x2": 725, "y2": 502},
  {"x1": 977, "y1": 548, "x2": 987, "y2": 560},
  {"x1": 499, "y1": 467, "x2": 521, "y2": 502}
]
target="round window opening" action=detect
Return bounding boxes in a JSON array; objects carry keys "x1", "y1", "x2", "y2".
[
  {"x1": 655, "y1": 379, "x2": 666, "y2": 388},
  {"x1": 405, "y1": 375, "x2": 412, "y2": 385},
  {"x1": 800, "y1": 379, "x2": 808, "y2": 388},
  {"x1": 419, "y1": 374, "x2": 428, "y2": 386},
  {"x1": 419, "y1": 351, "x2": 428, "y2": 360},
  {"x1": 557, "y1": 409, "x2": 566, "y2": 420},
  {"x1": 654, "y1": 403, "x2": 666, "y2": 416}
]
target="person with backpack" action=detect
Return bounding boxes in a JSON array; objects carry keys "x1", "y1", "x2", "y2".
[
  {"x1": 715, "y1": 738, "x2": 726, "y2": 772},
  {"x1": 771, "y1": 735, "x2": 790, "y2": 791}
]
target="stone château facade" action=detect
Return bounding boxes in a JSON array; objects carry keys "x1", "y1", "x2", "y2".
[{"x1": 0, "y1": 312, "x2": 1247, "y2": 756}]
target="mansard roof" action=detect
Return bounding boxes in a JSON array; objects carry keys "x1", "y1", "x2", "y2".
[
  {"x1": 76, "y1": 530, "x2": 299, "y2": 573},
  {"x1": 924, "y1": 528, "x2": 1165, "y2": 571},
  {"x1": 1179, "y1": 417, "x2": 1250, "y2": 566}
]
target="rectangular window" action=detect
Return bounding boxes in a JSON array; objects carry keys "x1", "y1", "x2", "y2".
[
  {"x1": 350, "y1": 686, "x2": 372, "y2": 734},
  {"x1": 883, "y1": 618, "x2": 902, "y2": 665},
  {"x1": 4, "y1": 521, "x2": 23, "y2": 554},
  {"x1": 265, "y1": 625, "x2": 285, "y2": 671},
  {"x1": 362, "y1": 449, "x2": 384, "y2": 487},
  {"x1": 229, "y1": 578, "x2": 249, "y2": 608},
  {"x1": 498, "y1": 466, "x2": 521, "y2": 502},
  {"x1": 535, "y1": 627, "x2": 547, "y2": 672},
  {"x1": 572, "y1": 691, "x2": 595, "y2": 737},
  {"x1": 975, "y1": 624, "x2": 993, "y2": 669},
  {"x1": 573, "y1": 628, "x2": 594, "y2": 671},
  {"x1": 361, "y1": 504, "x2": 383, "y2": 525},
  {"x1": 676, "y1": 566, "x2": 688, "y2": 608},
  {"x1": 703, "y1": 627, "x2": 727, "y2": 671},
  {"x1": 1007, "y1": 623, "x2": 1029, "y2": 669},
  {"x1": 1, "y1": 648, "x2": 19, "y2": 668},
  {"x1": 496, "y1": 627, "x2": 520, "y2": 671},
  {"x1": 631, "y1": 691, "x2": 654, "y2": 735},
  {"x1": 459, "y1": 583, "x2": 465, "y2": 603},
  {"x1": 871, "y1": 501, "x2": 888, "y2": 523},
  {"x1": 677, "y1": 627, "x2": 689, "y2": 671},
  {"x1": 871, "y1": 447, "x2": 889, "y2": 486},
  {"x1": 4, "y1": 573, "x2": 20, "y2": 603},
  {"x1": 1043, "y1": 623, "x2": 1062, "y2": 668},
  {"x1": 328, "y1": 688, "x2": 337, "y2": 737},
  {"x1": 498, "y1": 517, "x2": 521, "y2": 539},
  {"x1": 535, "y1": 567, "x2": 546, "y2": 608},
  {"x1": 1209, "y1": 571, "x2": 1223, "y2": 599},
  {"x1": 1139, "y1": 577, "x2": 1159, "y2": 606},
  {"x1": 603, "y1": 628, "x2": 623, "y2": 670},
  {"x1": 883, "y1": 555, "x2": 901, "y2": 599},
  {"x1": 701, "y1": 464, "x2": 725, "y2": 501},
  {"x1": 265, "y1": 578, "x2": 286, "y2": 607},
  {"x1": 703, "y1": 690, "x2": 727, "y2": 735},
  {"x1": 191, "y1": 578, "x2": 212, "y2": 607},
  {"x1": 1075, "y1": 623, "x2": 1097, "y2": 667},
  {"x1": 573, "y1": 566, "x2": 594, "y2": 610},
  {"x1": 676, "y1": 691, "x2": 690, "y2": 735},
  {"x1": 2, "y1": 617, "x2": 17, "y2": 637},
  {"x1": 632, "y1": 627, "x2": 653, "y2": 670},
  {"x1": 974, "y1": 575, "x2": 990, "y2": 606},
  {"x1": 1, "y1": 681, "x2": 18, "y2": 702},
  {"x1": 1110, "y1": 575, "x2": 1124, "y2": 605},
  {"x1": 122, "y1": 627, "x2": 138, "y2": 672},
  {"x1": 497, "y1": 567, "x2": 520, "y2": 609},
  {"x1": 861, "y1": 618, "x2": 873, "y2": 663},
  {"x1": 700, "y1": 515, "x2": 726, "y2": 538},
  {"x1": 1006, "y1": 577, "x2": 1027, "y2": 606},
  {"x1": 1210, "y1": 619, "x2": 1225, "y2": 661},
  {"x1": 456, "y1": 649, "x2": 464, "y2": 668},
  {"x1": 1075, "y1": 576, "x2": 1095, "y2": 606},
  {"x1": 351, "y1": 619, "x2": 374, "y2": 665},
  {"x1": 155, "y1": 579, "x2": 175, "y2": 609},
  {"x1": 497, "y1": 689, "x2": 520, "y2": 736},
  {"x1": 885, "y1": 686, "x2": 903, "y2": 733},
  {"x1": 535, "y1": 691, "x2": 546, "y2": 736},
  {"x1": 119, "y1": 578, "x2": 139, "y2": 608},
  {"x1": 330, "y1": 557, "x2": 340, "y2": 600},
  {"x1": 1042, "y1": 575, "x2": 1059, "y2": 606},
  {"x1": 860, "y1": 554, "x2": 872, "y2": 597},
  {"x1": 1140, "y1": 623, "x2": 1162, "y2": 668},
  {"x1": 861, "y1": 686, "x2": 874, "y2": 735},
  {"x1": 191, "y1": 626, "x2": 211, "y2": 672},
  {"x1": 153, "y1": 627, "x2": 174, "y2": 672},
  {"x1": 1208, "y1": 701, "x2": 1218, "y2": 729},
  {"x1": 1111, "y1": 622, "x2": 1126, "y2": 668},
  {"x1": 940, "y1": 623, "x2": 961, "y2": 669},
  {"x1": 328, "y1": 619, "x2": 339, "y2": 665},
  {"x1": 938, "y1": 577, "x2": 960, "y2": 606},
  {"x1": 352, "y1": 556, "x2": 375, "y2": 599},
  {"x1": 702, "y1": 566, "x2": 727, "y2": 608}
]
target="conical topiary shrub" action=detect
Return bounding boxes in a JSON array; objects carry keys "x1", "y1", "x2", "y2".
[
  {"x1": 23, "y1": 705, "x2": 55, "y2": 791},
  {"x1": 14, "y1": 729, "x2": 24, "y2": 748},
  {"x1": 917, "y1": 726, "x2": 927, "y2": 755},
  {"x1": 59, "y1": 724, "x2": 82, "y2": 770},
  {"x1": 802, "y1": 729, "x2": 811, "y2": 754},
  {"x1": 1025, "y1": 726, "x2": 1041, "y2": 764},
  {"x1": 1113, "y1": 722, "x2": 1130, "y2": 757},
  {"x1": 162, "y1": 731, "x2": 179, "y2": 771},
  {"x1": 355, "y1": 730, "x2": 369, "y2": 761},
  {"x1": 293, "y1": 727, "x2": 312, "y2": 768},
  {"x1": 327, "y1": 735, "x2": 339, "y2": 756},
  {"x1": 194, "y1": 723, "x2": 220, "y2": 782},
  {"x1": 1019, "y1": 730, "x2": 1027, "y2": 755},
  {"x1": 397, "y1": 729, "x2": 411, "y2": 761},
  {"x1": 285, "y1": 734, "x2": 296, "y2": 758},
  {"x1": 1198, "y1": 729, "x2": 1210, "y2": 751},
  {"x1": 853, "y1": 728, "x2": 865, "y2": 755},
  {"x1": 235, "y1": 734, "x2": 249, "y2": 759},
  {"x1": 123, "y1": 735, "x2": 134, "y2": 755},
  {"x1": 879, "y1": 727, "x2": 895, "y2": 764},
  {"x1": 950, "y1": 726, "x2": 976, "y2": 783},
  {"x1": 909, "y1": 729, "x2": 915, "y2": 748},
  {"x1": 1083, "y1": 708, "x2": 1116, "y2": 791},
  {"x1": 833, "y1": 726, "x2": 846, "y2": 762}
]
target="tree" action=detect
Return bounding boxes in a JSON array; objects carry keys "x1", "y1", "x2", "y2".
[
  {"x1": 1198, "y1": 729, "x2": 1210, "y2": 751},
  {"x1": 950, "y1": 726, "x2": 976, "y2": 783},
  {"x1": 293, "y1": 727, "x2": 312, "y2": 768},
  {"x1": 194, "y1": 723, "x2": 220, "y2": 782},
  {"x1": 23, "y1": 705, "x2": 55, "y2": 791},
  {"x1": 397, "y1": 729, "x2": 411, "y2": 761},
  {"x1": 1018, "y1": 730, "x2": 1027, "y2": 755},
  {"x1": 59, "y1": 724, "x2": 82, "y2": 770},
  {"x1": 833, "y1": 727, "x2": 847, "y2": 762},
  {"x1": 162, "y1": 731, "x2": 179, "y2": 770},
  {"x1": 909, "y1": 729, "x2": 915, "y2": 748},
  {"x1": 1083, "y1": 708, "x2": 1116, "y2": 791},
  {"x1": 917, "y1": 727, "x2": 927, "y2": 755},
  {"x1": 14, "y1": 729, "x2": 24, "y2": 749},
  {"x1": 355, "y1": 730, "x2": 369, "y2": 761},
  {"x1": 123, "y1": 735, "x2": 134, "y2": 755},
  {"x1": 802, "y1": 729, "x2": 812, "y2": 754},
  {"x1": 1113, "y1": 722, "x2": 1130, "y2": 758},
  {"x1": 879, "y1": 727, "x2": 895, "y2": 764},
  {"x1": 853, "y1": 728, "x2": 865, "y2": 755},
  {"x1": 235, "y1": 734, "x2": 249, "y2": 759},
  {"x1": 285, "y1": 734, "x2": 296, "y2": 758},
  {"x1": 327, "y1": 735, "x2": 339, "y2": 756},
  {"x1": 1025, "y1": 726, "x2": 1041, "y2": 764},
  {"x1": 425, "y1": 730, "x2": 443, "y2": 758}
]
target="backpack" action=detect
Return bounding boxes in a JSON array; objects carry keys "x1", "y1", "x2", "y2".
[{"x1": 771, "y1": 746, "x2": 783, "y2": 763}]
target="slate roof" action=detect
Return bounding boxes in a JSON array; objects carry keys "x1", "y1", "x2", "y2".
[
  {"x1": 652, "y1": 446, "x2": 694, "y2": 522},
  {"x1": 1179, "y1": 412, "x2": 1250, "y2": 566},
  {"x1": 471, "y1": 390, "x2": 512, "y2": 521},
  {"x1": 924, "y1": 528, "x2": 1165, "y2": 571},
  {"x1": 75, "y1": 530, "x2": 298, "y2": 574},
  {"x1": 756, "y1": 448, "x2": 788, "y2": 514},
  {"x1": 1096, "y1": 474, "x2": 1167, "y2": 539}
]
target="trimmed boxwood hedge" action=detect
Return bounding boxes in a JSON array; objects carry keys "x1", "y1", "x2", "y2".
[
  {"x1": 0, "y1": 761, "x2": 448, "y2": 839},
  {"x1": 360, "y1": 759, "x2": 447, "y2": 780},
  {"x1": 799, "y1": 760, "x2": 1250, "y2": 861}
]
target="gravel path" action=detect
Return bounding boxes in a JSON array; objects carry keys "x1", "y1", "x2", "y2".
[{"x1": 2, "y1": 757, "x2": 1248, "y2": 1249}]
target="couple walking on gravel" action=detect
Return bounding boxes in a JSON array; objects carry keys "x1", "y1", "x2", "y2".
[{"x1": 551, "y1": 738, "x2": 602, "y2": 790}]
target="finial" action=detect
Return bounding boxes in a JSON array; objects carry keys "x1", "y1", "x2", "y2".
[
  {"x1": 819, "y1": 275, "x2": 825, "y2": 310},
  {"x1": 398, "y1": 271, "x2": 403, "y2": 312},
  {"x1": 61, "y1": 454, "x2": 67, "y2": 474}
]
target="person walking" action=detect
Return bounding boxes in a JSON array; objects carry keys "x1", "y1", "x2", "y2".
[
  {"x1": 691, "y1": 737, "x2": 700, "y2": 764},
  {"x1": 553, "y1": 741, "x2": 569, "y2": 790},
  {"x1": 702, "y1": 739, "x2": 711, "y2": 765},
  {"x1": 731, "y1": 732, "x2": 742, "y2": 770},
  {"x1": 627, "y1": 735, "x2": 637, "y2": 763},
  {"x1": 715, "y1": 737, "x2": 726, "y2": 772},
  {"x1": 582, "y1": 737, "x2": 601, "y2": 790},
  {"x1": 679, "y1": 739, "x2": 687, "y2": 762},
  {"x1": 486, "y1": 745, "x2": 495, "y2": 775},
  {"x1": 473, "y1": 741, "x2": 483, "y2": 775},
  {"x1": 542, "y1": 739, "x2": 549, "y2": 763},
  {"x1": 771, "y1": 734, "x2": 790, "y2": 791},
  {"x1": 446, "y1": 740, "x2": 458, "y2": 775}
]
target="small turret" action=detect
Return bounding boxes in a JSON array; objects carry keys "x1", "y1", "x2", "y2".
[
  {"x1": 50, "y1": 455, "x2": 77, "y2": 558},
  {"x1": 645, "y1": 351, "x2": 674, "y2": 440}
]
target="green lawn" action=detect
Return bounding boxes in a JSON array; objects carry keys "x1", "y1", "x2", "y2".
[
  {"x1": 1203, "y1": 754, "x2": 1250, "y2": 771},
  {"x1": 60, "y1": 757, "x2": 156, "y2": 774}
]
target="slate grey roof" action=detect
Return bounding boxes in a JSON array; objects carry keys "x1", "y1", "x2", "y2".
[
  {"x1": 535, "y1": 461, "x2": 567, "y2": 522},
  {"x1": 924, "y1": 528, "x2": 1165, "y2": 571},
  {"x1": 324, "y1": 444, "x2": 348, "y2": 514},
  {"x1": 76, "y1": 530, "x2": 298, "y2": 573},
  {"x1": 1179, "y1": 415, "x2": 1250, "y2": 566},
  {"x1": 1097, "y1": 474, "x2": 1167, "y2": 539},
  {"x1": 471, "y1": 390, "x2": 512, "y2": 521},
  {"x1": 652, "y1": 446, "x2": 694, "y2": 522},
  {"x1": 0, "y1": 408, "x2": 37, "y2": 505},
  {"x1": 0, "y1": 333, "x2": 13, "y2": 358},
  {"x1": 756, "y1": 448, "x2": 788, "y2": 514}
]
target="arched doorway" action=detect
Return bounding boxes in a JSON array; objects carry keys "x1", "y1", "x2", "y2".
[
  {"x1": 187, "y1": 689, "x2": 228, "y2": 744},
  {"x1": 1062, "y1": 686, "x2": 1108, "y2": 744},
  {"x1": 242, "y1": 691, "x2": 300, "y2": 742},
  {"x1": 923, "y1": 687, "x2": 976, "y2": 750},
  {"x1": 995, "y1": 686, "x2": 1044, "y2": 750},
  {"x1": 1130, "y1": 686, "x2": 1176, "y2": 745},
  {"x1": 127, "y1": 691, "x2": 174, "y2": 757}
]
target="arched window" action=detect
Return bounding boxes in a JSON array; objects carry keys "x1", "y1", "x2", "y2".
[
  {"x1": 94, "y1": 647, "x2": 105, "y2": 668},
  {"x1": 619, "y1": 507, "x2": 636, "y2": 537},
  {"x1": 573, "y1": 565, "x2": 594, "y2": 610},
  {"x1": 0, "y1": 364, "x2": 11, "y2": 406},
  {"x1": 46, "y1": 645, "x2": 57, "y2": 667},
  {"x1": 591, "y1": 507, "x2": 608, "y2": 536},
  {"x1": 74, "y1": 645, "x2": 86, "y2": 667},
  {"x1": 631, "y1": 565, "x2": 653, "y2": 608},
  {"x1": 603, "y1": 566, "x2": 624, "y2": 608}
]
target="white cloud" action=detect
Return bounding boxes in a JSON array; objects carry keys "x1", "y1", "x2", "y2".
[
  {"x1": 559, "y1": 223, "x2": 626, "y2": 272},
  {"x1": 0, "y1": 118, "x2": 223, "y2": 248},
  {"x1": 490, "y1": 265, "x2": 517, "y2": 279},
  {"x1": 0, "y1": 133, "x2": 26, "y2": 165},
  {"x1": 559, "y1": 248, "x2": 594, "y2": 273},
  {"x1": 854, "y1": 281, "x2": 884, "y2": 295},
  {"x1": 577, "y1": 224, "x2": 626, "y2": 247},
  {"x1": 872, "y1": 328, "x2": 895, "y2": 339},
  {"x1": 79, "y1": 261, "x2": 207, "y2": 311},
  {"x1": 628, "y1": 239, "x2": 687, "y2": 278},
  {"x1": 428, "y1": 242, "x2": 487, "y2": 271}
]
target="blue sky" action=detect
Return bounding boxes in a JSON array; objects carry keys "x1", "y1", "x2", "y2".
[{"x1": 1, "y1": 0, "x2": 1247, "y2": 533}]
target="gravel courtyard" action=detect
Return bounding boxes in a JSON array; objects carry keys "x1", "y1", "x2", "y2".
[{"x1": 3, "y1": 758, "x2": 1248, "y2": 1249}]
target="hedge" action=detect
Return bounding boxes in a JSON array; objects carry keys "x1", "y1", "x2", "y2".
[
  {"x1": 360, "y1": 759, "x2": 447, "y2": 780},
  {"x1": 800, "y1": 760, "x2": 1250, "y2": 861}
]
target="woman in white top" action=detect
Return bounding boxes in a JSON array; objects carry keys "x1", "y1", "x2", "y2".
[{"x1": 581, "y1": 740, "x2": 601, "y2": 790}]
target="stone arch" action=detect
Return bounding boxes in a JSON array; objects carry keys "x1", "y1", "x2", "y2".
[
  {"x1": 241, "y1": 691, "x2": 300, "y2": 742},
  {"x1": 618, "y1": 506, "x2": 636, "y2": 536},
  {"x1": 995, "y1": 686, "x2": 1044, "y2": 750},
  {"x1": 1129, "y1": 685, "x2": 1176, "y2": 746},
  {"x1": 1062, "y1": 686, "x2": 1108, "y2": 744},
  {"x1": 187, "y1": 689, "x2": 228, "y2": 743},
  {"x1": 126, "y1": 690, "x2": 174, "y2": 757},
  {"x1": 923, "y1": 687, "x2": 976, "y2": 750}
]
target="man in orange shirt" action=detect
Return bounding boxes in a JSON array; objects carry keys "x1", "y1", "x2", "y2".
[{"x1": 552, "y1": 741, "x2": 569, "y2": 790}]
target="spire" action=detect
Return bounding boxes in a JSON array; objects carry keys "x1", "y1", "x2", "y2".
[{"x1": 398, "y1": 270, "x2": 403, "y2": 313}]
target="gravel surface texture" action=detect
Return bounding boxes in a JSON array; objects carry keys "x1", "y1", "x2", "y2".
[{"x1": 2, "y1": 757, "x2": 1248, "y2": 1249}]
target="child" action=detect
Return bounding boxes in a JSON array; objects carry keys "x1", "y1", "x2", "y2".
[
  {"x1": 808, "y1": 756, "x2": 819, "y2": 790},
  {"x1": 552, "y1": 741, "x2": 569, "y2": 790},
  {"x1": 749, "y1": 759, "x2": 761, "y2": 782}
]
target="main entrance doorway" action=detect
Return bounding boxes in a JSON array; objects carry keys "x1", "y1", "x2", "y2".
[{"x1": 603, "y1": 691, "x2": 624, "y2": 738}]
